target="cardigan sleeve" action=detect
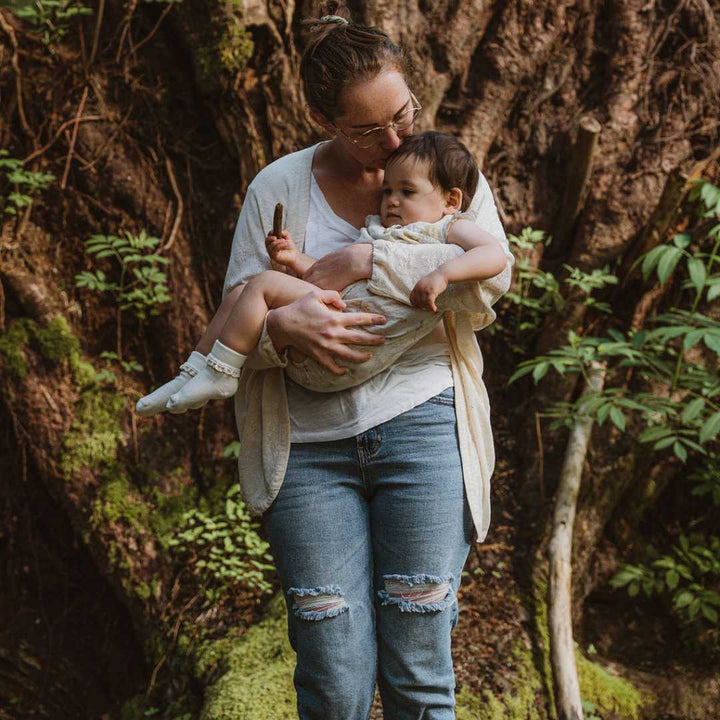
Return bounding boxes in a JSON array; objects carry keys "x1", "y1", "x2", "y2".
[{"x1": 366, "y1": 172, "x2": 514, "y2": 331}]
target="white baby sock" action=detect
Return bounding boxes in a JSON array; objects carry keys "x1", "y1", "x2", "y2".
[
  {"x1": 135, "y1": 351, "x2": 207, "y2": 417},
  {"x1": 166, "y1": 340, "x2": 246, "y2": 414}
]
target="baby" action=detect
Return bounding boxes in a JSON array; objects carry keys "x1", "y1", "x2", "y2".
[{"x1": 136, "y1": 131, "x2": 507, "y2": 415}]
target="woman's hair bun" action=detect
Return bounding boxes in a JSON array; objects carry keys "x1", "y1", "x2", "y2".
[
  {"x1": 304, "y1": 2, "x2": 351, "y2": 34},
  {"x1": 300, "y1": 1, "x2": 410, "y2": 121}
]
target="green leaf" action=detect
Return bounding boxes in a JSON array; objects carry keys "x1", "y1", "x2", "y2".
[
  {"x1": 682, "y1": 397, "x2": 705, "y2": 424},
  {"x1": 674, "y1": 590, "x2": 693, "y2": 608},
  {"x1": 702, "y1": 605, "x2": 719, "y2": 623},
  {"x1": 699, "y1": 412, "x2": 720, "y2": 444},
  {"x1": 703, "y1": 332, "x2": 720, "y2": 355},
  {"x1": 687, "y1": 257, "x2": 707, "y2": 294},
  {"x1": 609, "y1": 406, "x2": 626, "y2": 431},
  {"x1": 683, "y1": 329, "x2": 705, "y2": 351},
  {"x1": 639, "y1": 426, "x2": 672, "y2": 442},
  {"x1": 673, "y1": 441, "x2": 687, "y2": 463},
  {"x1": 673, "y1": 233, "x2": 691, "y2": 249},
  {"x1": 640, "y1": 245, "x2": 668, "y2": 280},
  {"x1": 532, "y1": 362, "x2": 549, "y2": 383},
  {"x1": 657, "y1": 246, "x2": 683, "y2": 285},
  {"x1": 654, "y1": 436, "x2": 677, "y2": 450}
]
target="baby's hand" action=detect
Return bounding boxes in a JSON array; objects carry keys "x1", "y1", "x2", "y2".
[
  {"x1": 265, "y1": 230, "x2": 299, "y2": 269},
  {"x1": 410, "y1": 271, "x2": 448, "y2": 313}
]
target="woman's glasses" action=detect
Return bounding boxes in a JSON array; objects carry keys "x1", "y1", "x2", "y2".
[{"x1": 336, "y1": 92, "x2": 422, "y2": 149}]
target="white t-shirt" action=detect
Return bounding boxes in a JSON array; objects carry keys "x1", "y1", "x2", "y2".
[{"x1": 287, "y1": 174, "x2": 453, "y2": 443}]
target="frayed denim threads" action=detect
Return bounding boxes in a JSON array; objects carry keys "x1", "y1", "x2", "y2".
[
  {"x1": 378, "y1": 574, "x2": 455, "y2": 613},
  {"x1": 288, "y1": 585, "x2": 349, "y2": 621}
]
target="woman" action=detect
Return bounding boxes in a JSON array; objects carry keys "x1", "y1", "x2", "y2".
[{"x1": 224, "y1": 5, "x2": 513, "y2": 718}]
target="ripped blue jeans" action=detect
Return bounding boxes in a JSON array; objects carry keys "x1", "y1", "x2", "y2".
[{"x1": 264, "y1": 386, "x2": 473, "y2": 720}]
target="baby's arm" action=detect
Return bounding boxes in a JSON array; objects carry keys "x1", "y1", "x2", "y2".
[
  {"x1": 409, "y1": 219, "x2": 507, "y2": 312},
  {"x1": 265, "y1": 231, "x2": 318, "y2": 279}
]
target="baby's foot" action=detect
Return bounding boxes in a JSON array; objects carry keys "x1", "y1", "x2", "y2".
[
  {"x1": 135, "y1": 351, "x2": 206, "y2": 416},
  {"x1": 166, "y1": 341, "x2": 246, "y2": 414}
]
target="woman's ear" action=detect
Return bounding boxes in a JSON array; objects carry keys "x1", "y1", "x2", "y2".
[
  {"x1": 309, "y1": 109, "x2": 335, "y2": 136},
  {"x1": 445, "y1": 187, "x2": 463, "y2": 214}
]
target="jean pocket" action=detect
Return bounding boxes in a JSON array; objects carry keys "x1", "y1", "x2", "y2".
[{"x1": 426, "y1": 386, "x2": 455, "y2": 407}]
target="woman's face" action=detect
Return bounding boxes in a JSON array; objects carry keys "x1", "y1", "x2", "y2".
[{"x1": 330, "y1": 70, "x2": 415, "y2": 170}]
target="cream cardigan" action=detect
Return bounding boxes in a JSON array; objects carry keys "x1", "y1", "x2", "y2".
[{"x1": 223, "y1": 143, "x2": 514, "y2": 542}]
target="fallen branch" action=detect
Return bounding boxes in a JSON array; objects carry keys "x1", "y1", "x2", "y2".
[
  {"x1": 88, "y1": 0, "x2": 105, "y2": 68},
  {"x1": 548, "y1": 361, "x2": 606, "y2": 720},
  {"x1": 60, "y1": 86, "x2": 90, "y2": 190},
  {"x1": 131, "y1": 2, "x2": 174, "y2": 56},
  {"x1": 161, "y1": 154, "x2": 183, "y2": 253},
  {"x1": 23, "y1": 115, "x2": 103, "y2": 165},
  {"x1": 0, "y1": 10, "x2": 34, "y2": 141}
]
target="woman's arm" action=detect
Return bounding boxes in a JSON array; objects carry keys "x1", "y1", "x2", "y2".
[
  {"x1": 301, "y1": 174, "x2": 513, "y2": 327},
  {"x1": 224, "y1": 184, "x2": 385, "y2": 372}
]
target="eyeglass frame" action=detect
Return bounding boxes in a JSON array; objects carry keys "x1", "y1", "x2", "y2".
[{"x1": 333, "y1": 92, "x2": 422, "y2": 149}]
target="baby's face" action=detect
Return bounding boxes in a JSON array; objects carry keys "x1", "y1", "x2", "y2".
[{"x1": 380, "y1": 156, "x2": 456, "y2": 227}]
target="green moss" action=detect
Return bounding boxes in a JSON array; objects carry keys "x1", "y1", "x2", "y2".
[
  {"x1": 217, "y1": 15, "x2": 253, "y2": 75},
  {"x1": 194, "y1": 593, "x2": 296, "y2": 719},
  {"x1": 455, "y1": 638, "x2": 545, "y2": 720},
  {"x1": 0, "y1": 318, "x2": 33, "y2": 378},
  {"x1": 576, "y1": 651, "x2": 645, "y2": 719},
  {"x1": 91, "y1": 466, "x2": 149, "y2": 529},
  {"x1": 195, "y1": 1, "x2": 254, "y2": 87},
  {"x1": 61, "y1": 390, "x2": 125, "y2": 475},
  {"x1": 0, "y1": 315, "x2": 96, "y2": 388},
  {"x1": 33, "y1": 315, "x2": 79, "y2": 363}
]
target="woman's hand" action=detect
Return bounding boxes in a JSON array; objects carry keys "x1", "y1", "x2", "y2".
[
  {"x1": 266, "y1": 289, "x2": 386, "y2": 375},
  {"x1": 303, "y1": 243, "x2": 373, "y2": 292}
]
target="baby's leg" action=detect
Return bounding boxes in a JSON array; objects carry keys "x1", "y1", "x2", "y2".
[
  {"x1": 195, "y1": 283, "x2": 245, "y2": 355},
  {"x1": 136, "y1": 285, "x2": 245, "y2": 416},
  {"x1": 167, "y1": 271, "x2": 318, "y2": 413}
]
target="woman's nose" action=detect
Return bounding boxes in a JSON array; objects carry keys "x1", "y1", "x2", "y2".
[{"x1": 381, "y1": 126, "x2": 402, "y2": 151}]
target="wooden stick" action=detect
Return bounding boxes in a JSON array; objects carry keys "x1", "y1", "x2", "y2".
[
  {"x1": 0, "y1": 10, "x2": 33, "y2": 141},
  {"x1": 161, "y1": 155, "x2": 183, "y2": 253},
  {"x1": 273, "y1": 203, "x2": 284, "y2": 236},
  {"x1": 61, "y1": 85, "x2": 89, "y2": 190},
  {"x1": 548, "y1": 361, "x2": 606, "y2": 720},
  {"x1": 553, "y1": 116, "x2": 602, "y2": 252},
  {"x1": 88, "y1": 0, "x2": 105, "y2": 68},
  {"x1": 22, "y1": 115, "x2": 103, "y2": 164}
]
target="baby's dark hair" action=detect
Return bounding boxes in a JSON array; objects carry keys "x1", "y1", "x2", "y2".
[{"x1": 386, "y1": 131, "x2": 479, "y2": 212}]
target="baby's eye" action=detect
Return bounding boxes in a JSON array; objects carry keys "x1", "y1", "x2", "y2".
[
  {"x1": 382, "y1": 188, "x2": 392, "y2": 195},
  {"x1": 402, "y1": 189, "x2": 415, "y2": 196}
]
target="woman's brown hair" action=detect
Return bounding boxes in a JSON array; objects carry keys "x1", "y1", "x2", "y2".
[{"x1": 300, "y1": 1, "x2": 411, "y2": 121}]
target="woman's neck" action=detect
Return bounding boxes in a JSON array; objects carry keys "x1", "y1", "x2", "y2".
[{"x1": 316, "y1": 138, "x2": 384, "y2": 186}]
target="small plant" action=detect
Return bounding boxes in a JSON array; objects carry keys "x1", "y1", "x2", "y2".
[
  {"x1": 500, "y1": 228, "x2": 618, "y2": 352},
  {"x1": 611, "y1": 533, "x2": 720, "y2": 637},
  {"x1": 0, "y1": 151, "x2": 55, "y2": 216},
  {"x1": 6, "y1": 0, "x2": 93, "y2": 46},
  {"x1": 222, "y1": 441, "x2": 241, "y2": 459},
  {"x1": 582, "y1": 699, "x2": 602, "y2": 720},
  {"x1": 75, "y1": 230, "x2": 171, "y2": 359},
  {"x1": 167, "y1": 483, "x2": 275, "y2": 608}
]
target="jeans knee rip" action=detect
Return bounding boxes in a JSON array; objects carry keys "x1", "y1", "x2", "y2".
[
  {"x1": 287, "y1": 585, "x2": 349, "y2": 621},
  {"x1": 378, "y1": 574, "x2": 454, "y2": 613}
]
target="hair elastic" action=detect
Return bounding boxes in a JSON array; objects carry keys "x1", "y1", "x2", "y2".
[{"x1": 311, "y1": 14, "x2": 349, "y2": 30}]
